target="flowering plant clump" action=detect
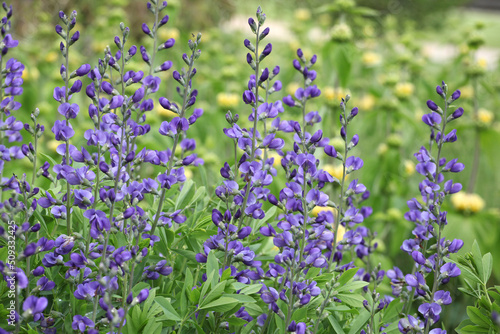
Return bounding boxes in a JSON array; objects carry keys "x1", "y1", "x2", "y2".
[{"x1": 0, "y1": 1, "x2": 495, "y2": 334}]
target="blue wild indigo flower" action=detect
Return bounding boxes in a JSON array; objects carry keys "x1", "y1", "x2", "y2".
[{"x1": 397, "y1": 82, "x2": 464, "y2": 334}]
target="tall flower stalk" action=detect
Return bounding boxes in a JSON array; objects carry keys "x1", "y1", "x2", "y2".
[{"x1": 397, "y1": 82, "x2": 465, "y2": 333}]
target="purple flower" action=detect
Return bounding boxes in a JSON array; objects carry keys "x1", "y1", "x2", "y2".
[
  {"x1": 72, "y1": 315, "x2": 95, "y2": 332},
  {"x1": 22, "y1": 296, "x2": 48, "y2": 321},
  {"x1": 426, "y1": 100, "x2": 438, "y2": 111},
  {"x1": 52, "y1": 120, "x2": 75, "y2": 141}
]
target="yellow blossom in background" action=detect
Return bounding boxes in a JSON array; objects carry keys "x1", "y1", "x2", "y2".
[
  {"x1": 158, "y1": 27, "x2": 180, "y2": 42},
  {"x1": 394, "y1": 82, "x2": 415, "y2": 99},
  {"x1": 184, "y1": 168, "x2": 193, "y2": 180},
  {"x1": 156, "y1": 102, "x2": 177, "y2": 118},
  {"x1": 289, "y1": 40, "x2": 301, "y2": 53},
  {"x1": 477, "y1": 58, "x2": 487, "y2": 69},
  {"x1": 311, "y1": 206, "x2": 337, "y2": 217},
  {"x1": 47, "y1": 140, "x2": 59, "y2": 152},
  {"x1": 267, "y1": 152, "x2": 282, "y2": 168},
  {"x1": 414, "y1": 108, "x2": 424, "y2": 122},
  {"x1": 329, "y1": 137, "x2": 345, "y2": 152},
  {"x1": 92, "y1": 41, "x2": 108, "y2": 53},
  {"x1": 377, "y1": 143, "x2": 388, "y2": 155},
  {"x1": 286, "y1": 82, "x2": 301, "y2": 96},
  {"x1": 404, "y1": 160, "x2": 415, "y2": 176},
  {"x1": 362, "y1": 51, "x2": 381, "y2": 66},
  {"x1": 363, "y1": 25, "x2": 375, "y2": 38},
  {"x1": 21, "y1": 66, "x2": 40, "y2": 82},
  {"x1": 322, "y1": 164, "x2": 347, "y2": 181},
  {"x1": 324, "y1": 86, "x2": 349, "y2": 104},
  {"x1": 45, "y1": 51, "x2": 58, "y2": 63},
  {"x1": 477, "y1": 108, "x2": 494, "y2": 125},
  {"x1": 451, "y1": 192, "x2": 485, "y2": 213},
  {"x1": 330, "y1": 23, "x2": 353, "y2": 42},
  {"x1": 216, "y1": 92, "x2": 239, "y2": 109},
  {"x1": 335, "y1": 224, "x2": 346, "y2": 243},
  {"x1": 294, "y1": 8, "x2": 311, "y2": 21},
  {"x1": 318, "y1": 14, "x2": 331, "y2": 27},
  {"x1": 459, "y1": 85, "x2": 474, "y2": 99},
  {"x1": 335, "y1": 224, "x2": 345, "y2": 243},
  {"x1": 358, "y1": 94, "x2": 375, "y2": 111},
  {"x1": 459, "y1": 43, "x2": 469, "y2": 55}
]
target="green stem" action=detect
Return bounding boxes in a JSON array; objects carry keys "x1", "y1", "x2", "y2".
[
  {"x1": 150, "y1": 47, "x2": 196, "y2": 237},
  {"x1": 237, "y1": 24, "x2": 261, "y2": 231},
  {"x1": 423, "y1": 94, "x2": 449, "y2": 334},
  {"x1": 329, "y1": 104, "x2": 348, "y2": 271}
]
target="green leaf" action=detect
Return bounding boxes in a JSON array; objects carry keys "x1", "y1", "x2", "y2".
[
  {"x1": 199, "y1": 281, "x2": 227, "y2": 307},
  {"x1": 239, "y1": 284, "x2": 263, "y2": 295},
  {"x1": 347, "y1": 309, "x2": 371, "y2": 334},
  {"x1": 241, "y1": 319, "x2": 258, "y2": 334},
  {"x1": 459, "y1": 325, "x2": 490, "y2": 333},
  {"x1": 223, "y1": 294, "x2": 256, "y2": 303},
  {"x1": 482, "y1": 253, "x2": 493, "y2": 283},
  {"x1": 155, "y1": 296, "x2": 181, "y2": 321},
  {"x1": 338, "y1": 268, "x2": 358, "y2": 286},
  {"x1": 306, "y1": 267, "x2": 321, "y2": 280},
  {"x1": 471, "y1": 240, "x2": 484, "y2": 281},
  {"x1": 143, "y1": 318, "x2": 161, "y2": 333},
  {"x1": 175, "y1": 179, "x2": 195, "y2": 210},
  {"x1": 337, "y1": 281, "x2": 369, "y2": 293},
  {"x1": 207, "y1": 251, "x2": 219, "y2": 288},
  {"x1": 337, "y1": 293, "x2": 366, "y2": 308},
  {"x1": 382, "y1": 298, "x2": 403, "y2": 322},
  {"x1": 200, "y1": 272, "x2": 214, "y2": 302},
  {"x1": 466, "y1": 306, "x2": 491, "y2": 328},
  {"x1": 328, "y1": 315, "x2": 346, "y2": 334},
  {"x1": 171, "y1": 248, "x2": 198, "y2": 263},
  {"x1": 447, "y1": 258, "x2": 482, "y2": 286},
  {"x1": 199, "y1": 297, "x2": 239, "y2": 312},
  {"x1": 142, "y1": 287, "x2": 157, "y2": 318},
  {"x1": 291, "y1": 307, "x2": 308, "y2": 322},
  {"x1": 188, "y1": 186, "x2": 206, "y2": 207}
]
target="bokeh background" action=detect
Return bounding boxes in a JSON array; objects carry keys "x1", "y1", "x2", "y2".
[{"x1": 8, "y1": 0, "x2": 500, "y2": 329}]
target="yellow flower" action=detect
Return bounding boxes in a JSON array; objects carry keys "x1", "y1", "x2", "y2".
[
  {"x1": 184, "y1": 168, "x2": 193, "y2": 180},
  {"x1": 158, "y1": 27, "x2": 180, "y2": 42},
  {"x1": 459, "y1": 43, "x2": 469, "y2": 55},
  {"x1": 45, "y1": 51, "x2": 58, "y2": 63},
  {"x1": 477, "y1": 58, "x2": 488, "y2": 69},
  {"x1": 288, "y1": 40, "x2": 301, "y2": 53},
  {"x1": 311, "y1": 206, "x2": 337, "y2": 217},
  {"x1": 362, "y1": 52, "x2": 381, "y2": 66},
  {"x1": 329, "y1": 137, "x2": 345, "y2": 152},
  {"x1": 377, "y1": 143, "x2": 388, "y2": 155},
  {"x1": 459, "y1": 85, "x2": 474, "y2": 99},
  {"x1": 330, "y1": 23, "x2": 352, "y2": 42},
  {"x1": 92, "y1": 41, "x2": 108, "y2": 53},
  {"x1": 47, "y1": 140, "x2": 60, "y2": 152},
  {"x1": 267, "y1": 152, "x2": 282, "y2": 168},
  {"x1": 358, "y1": 94, "x2": 375, "y2": 111},
  {"x1": 156, "y1": 103, "x2": 177, "y2": 118},
  {"x1": 322, "y1": 164, "x2": 347, "y2": 181},
  {"x1": 216, "y1": 93, "x2": 239, "y2": 109},
  {"x1": 335, "y1": 224, "x2": 346, "y2": 243},
  {"x1": 294, "y1": 8, "x2": 311, "y2": 21},
  {"x1": 404, "y1": 160, "x2": 415, "y2": 176},
  {"x1": 477, "y1": 108, "x2": 494, "y2": 125},
  {"x1": 22, "y1": 66, "x2": 40, "y2": 82},
  {"x1": 324, "y1": 86, "x2": 349, "y2": 104},
  {"x1": 286, "y1": 82, "x2": 301, "y2": 96},
  {"x1": 394, "y1": 82, "x2": 415, "y2": 99},
  {"x1": 414, "y1": 108, "x2": 424, "y2": 122},
  {"x1": 451, "y1": 192, "x2": 485, "y2": 213}
]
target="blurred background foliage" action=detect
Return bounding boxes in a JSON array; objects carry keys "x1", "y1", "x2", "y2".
[{"x1": 8, "y1": 0, "x2": 500, "y2": 329}]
